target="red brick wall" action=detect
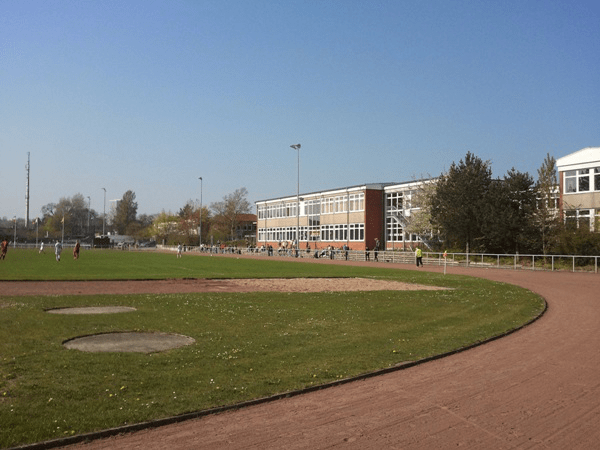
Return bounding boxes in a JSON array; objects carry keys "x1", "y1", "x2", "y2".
[{"x1": 364, "y1": 189, "x2": 384, "y2": 250}]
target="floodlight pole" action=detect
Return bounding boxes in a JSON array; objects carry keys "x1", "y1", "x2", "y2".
[
  {"x1": 102, "y1": 188, "x2": 106, "y2": 236},
  {"x1": 198, "y1": 177, "x2": 203, "y2": 248},
  {"x1": 290, "y1": 144, "x2": 301, "y2": 255}
]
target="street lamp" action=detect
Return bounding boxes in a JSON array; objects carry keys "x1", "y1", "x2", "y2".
[
  {"x1": 290, "y1": 144, "x2": 301, "y2": 255},
  {"x1": 87, "y1": 196, "x2": 91, "y2": 235},
  {"x1": 198, "y1": 177, "x2": 203, "y2": 248},
  {"x1": 102, "y1": 188, "x2": 106, "y2": 236}
]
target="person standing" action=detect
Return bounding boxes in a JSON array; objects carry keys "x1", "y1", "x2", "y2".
[
  {"x1": 0, "y1": 238, "x2": 8, "y2": 260},
  {"x1": 73, "y1": 240, "x2": 80, "y2": 260},
  {"x1": 177, "y1": 243, "x2": 183, "y2": 258},
  {"x1": 374, "y1": 238, "x2": 380, "y2": 262},
  {"x1": 55, "y1": 240, "x2": 62, "y2": 262},
  {"x1": 365, "y1": 245, "x2": 370, "y2": 261},
  {"x1": 343, "y1": 244, "x2": 349, "y2": 261},
  {"x1": 39, "y1": 241, "x2": 45, "y2": 254},
  {"x1": 415, "y1": 247, "x2": 423, "y2": 267}
]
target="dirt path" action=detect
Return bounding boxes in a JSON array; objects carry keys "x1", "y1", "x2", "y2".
[{"x1": 15, "y1": 256, "x2": 600, "y2": 449}]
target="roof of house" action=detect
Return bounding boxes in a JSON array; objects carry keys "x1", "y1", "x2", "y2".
[{"x1": 556, "y1": 147, "x2": 600, "y2": 171}]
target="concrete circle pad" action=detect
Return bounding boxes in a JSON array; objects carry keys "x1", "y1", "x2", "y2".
[{"x1": 64, "y1": 332, "x2": 196, "y2": 353}]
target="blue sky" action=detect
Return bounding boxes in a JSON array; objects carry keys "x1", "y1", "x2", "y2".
[{"x1": 2, "y1": 0, "x2": 599, "y2": 219}]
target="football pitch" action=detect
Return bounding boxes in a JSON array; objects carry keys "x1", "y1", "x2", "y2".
[{"x1": 0, "y1": 249, "x2": 545, "y2": 448}]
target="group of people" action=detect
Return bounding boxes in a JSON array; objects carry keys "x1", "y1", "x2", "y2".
[
  {"x1": 0, "y1": 239, "x2": 81, "y2": 262},
  {"x1": 40, "y1": 240, "x2": 80, "y2": 262}
]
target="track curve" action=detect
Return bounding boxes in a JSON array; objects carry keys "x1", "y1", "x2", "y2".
[{"x1": 65, "y1": 263, "x2": 600, "y2": 449}]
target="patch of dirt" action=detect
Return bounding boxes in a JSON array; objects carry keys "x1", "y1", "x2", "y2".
[
  {"x1": 0, "y1": 277, "x2": 446, "y2": 297},
  {"x1": 63, "y1": 332, "x2": 195, "y2": 353}
]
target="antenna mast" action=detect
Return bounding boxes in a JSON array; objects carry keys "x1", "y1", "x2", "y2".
[{"x1": 25, "y1": 152, "x2": 30, "y2": 229}]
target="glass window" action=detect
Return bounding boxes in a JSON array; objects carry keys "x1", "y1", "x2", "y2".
[
  {"x1": 595, "y1": 168, "x2": 600, "y2": 191},
  {"x1": 565, "y1": 170, "x2": 576, "y2": 193},
  {"x1": 578, "y1": 169, "x2": 590, "y2": 192}
]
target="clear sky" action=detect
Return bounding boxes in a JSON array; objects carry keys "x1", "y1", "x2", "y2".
[{"x1": 2, "y1": 0, "x2": 598, "y2": 219}]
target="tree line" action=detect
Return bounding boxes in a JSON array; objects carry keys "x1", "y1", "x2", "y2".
[{"x1": 5, "y1": 188, "x2": 252, "y2": 246}]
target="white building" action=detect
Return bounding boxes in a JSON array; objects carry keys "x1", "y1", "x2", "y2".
[{"x1": 557, "y1": 147, "x2": 600, "y2": 230}]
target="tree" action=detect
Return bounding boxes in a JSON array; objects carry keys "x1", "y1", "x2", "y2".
[
  {"x1": 210, "y1": 187, "x2": 251, "y2": 241},
  {"x1": 480, "y1": 169, "x2": 538, "y2": 254},
  {"x1": 534, "y1": 153, "x2": 560, "y2": 255},
  {"x1": 430, "y1": 152, "x2": 493, "y2": 251},
  {"x1": 113, "y1": 190, "x2": 138, "y2": 235},
  {"x1": 402, "y1": 178, "x2": 439, "y2": 249},
  {"x1": 150, "y1": 211, "x2": 179, "y2": 244},
  {"x1": 40, "y1": 194, "x2": 95, "y2": 238}
]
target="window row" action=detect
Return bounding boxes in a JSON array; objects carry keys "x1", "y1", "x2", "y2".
[
  {"x1": 257, "y1": 194, "x2": 365, "y2": 219},
  {"x1": 258, "y1": 223, "x2": 365, "y2": 243},
  {"x1": 564, "y1": 168, "x2": 600, "y2": 193}
]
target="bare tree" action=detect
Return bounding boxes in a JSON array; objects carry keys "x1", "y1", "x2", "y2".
[{"x1": 210, "y1": 187, "x2": 251, "y2": 241}]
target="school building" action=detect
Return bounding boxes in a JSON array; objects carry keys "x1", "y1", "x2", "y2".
[
  {"x1": 255, "y1": 179, "x2": 436, "y2": 251},
  {"x1": 557, "y1": 146, "x2": 600, "y2": 230}
]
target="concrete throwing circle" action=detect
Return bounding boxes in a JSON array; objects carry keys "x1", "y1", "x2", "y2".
[
  {"x1": 63, "y1": 332, "x2": 196, "y2": 353},
  {"x1": 47, "y1": 306, "x2": 137, "y2": 315}
]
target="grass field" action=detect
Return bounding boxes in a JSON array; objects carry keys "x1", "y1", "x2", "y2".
[{"x1": 0, "y1": 249, "x2": 545, "y2": 448}]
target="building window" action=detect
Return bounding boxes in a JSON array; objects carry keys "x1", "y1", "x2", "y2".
[
  {"x1": 565, "y1": 171, "x2": 576, "y2": 193},
  {"x1": 349, "y1": 223, "x2": 364, "y2": 241},
  {"x1": 386, "y1": 216, "x2": 402, "y2": 242},
  {"x1": 565, "y1": 209, "x2": 591, "y2": 230},
  {"x1": 565, "y1": 169, "x2": 596, "y2": 193},
  {"x1": 386, "y1": 192, "x2": 403, "y2": 212},
  {"x1": 578, "y1": 169, "x2": 590, "y2": 192}
]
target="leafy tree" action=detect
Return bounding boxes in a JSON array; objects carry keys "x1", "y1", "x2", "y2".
[
  {"x1": 210, "y1": 187, "x2": 251, "y2": 241},
  {"x1": 150, "y1": 211, "x2": 179, "y2": 244},
  {"x1": 113, "y1": 190, "x2": 138, "y2": 235},
  {"x1": 430, "y1": 152, "x2": 493, "y2": 251}
]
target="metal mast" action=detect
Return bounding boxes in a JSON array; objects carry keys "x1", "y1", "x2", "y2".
[{"x1": 25, "y1": 152, "x2": 30, "y2": 229}]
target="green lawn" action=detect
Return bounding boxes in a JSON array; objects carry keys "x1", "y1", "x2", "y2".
[{"x1": 0, "y1": 249, "x2": 545, "y2": 448}]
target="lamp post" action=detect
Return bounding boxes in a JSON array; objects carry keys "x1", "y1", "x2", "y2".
[
  {"x1": 87, "y1": 196, "x2": 91, "y2": 235},
  {"x1": 13, "y1": 216, "x2": 17, "y2": 248},
  {"x1": 290, "y1": 144, "x2": 301, "y2": 254},
  {"x1": 102, "y1": 188, "x2": 106, "y2": 236},
  {"x1": 198, "y1": 177, "x2": 203, "y2": 248}
]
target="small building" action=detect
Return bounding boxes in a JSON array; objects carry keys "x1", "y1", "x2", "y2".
[{"x1": 556, "y1": 147, "x2": 600, "y2": 230}]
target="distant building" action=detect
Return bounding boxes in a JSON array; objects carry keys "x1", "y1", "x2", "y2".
[{"x1": 557, "y1": 147, "x2": 600, "y2": 230}]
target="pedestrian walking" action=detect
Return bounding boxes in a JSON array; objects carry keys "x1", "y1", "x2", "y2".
[{"x1": 415, "y1": 247, "x2": 423, "y2": 267}]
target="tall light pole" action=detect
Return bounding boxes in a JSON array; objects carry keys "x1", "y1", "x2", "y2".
[
  {"x1": 87, "y1": 196, "x2": 91, "y2": 235},
  {"x1": 102, "y1": 188, "x2": 106, "y2": 236},
  {"x1": 198, "y1": 177, "x2": 203, "y2": 248},
  {"x1": 290, "y1": 144, "x2": 301, "y2": 253},
  {"x1": 13, "y1": 216, "x2": 17, "y2": 248}
]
